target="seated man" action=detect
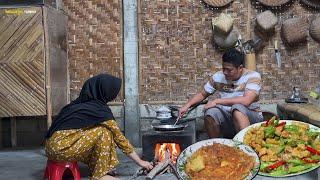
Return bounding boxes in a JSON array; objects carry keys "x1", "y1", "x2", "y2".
[{"x1": 179, "y1": 48, "x2": 263, "y2": 138}]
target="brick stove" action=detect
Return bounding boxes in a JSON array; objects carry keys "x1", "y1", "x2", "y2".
[{"x1": 142, "y1": 118, "x2": 196, "y2": 161}]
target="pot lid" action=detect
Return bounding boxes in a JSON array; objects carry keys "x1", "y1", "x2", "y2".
[{"x1": 157, "y1": 105, "x2": 171, "y2": 112}]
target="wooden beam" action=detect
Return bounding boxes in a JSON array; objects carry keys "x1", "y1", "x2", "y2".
[
  {"x1": 10, "y1": 117, "x2": 17, "y2": 147},
  {"x1": 42, "y1": 6, "x2": 52, "y2": 129},
  {"x1": 0, "y1": 118, "x2": 2, "y2": 148}
]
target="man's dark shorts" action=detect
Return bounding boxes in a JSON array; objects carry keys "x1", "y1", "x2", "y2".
[{"x1": 204, "y1": 104, "x2": 263, "y2": 138}]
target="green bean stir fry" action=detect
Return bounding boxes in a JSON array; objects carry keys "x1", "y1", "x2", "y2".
[{"x1": 244, "y1": 117, "x2": 320, "y2": 176}]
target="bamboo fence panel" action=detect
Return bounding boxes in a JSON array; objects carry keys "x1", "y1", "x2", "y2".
[
  {"x1": 0, "y1": 7, "x2": 46, "y2": 117},
  {"x1": 62, "y1": 0, "x2": 124, "y2": 102}
]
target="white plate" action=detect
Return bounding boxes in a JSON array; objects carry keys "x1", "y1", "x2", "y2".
[
  {"x1": 176, "y1": 138, "x2": 260, "y2": 180},
  {"x1": 233, "y1": 120, "x2": 320, "y2": 177}
]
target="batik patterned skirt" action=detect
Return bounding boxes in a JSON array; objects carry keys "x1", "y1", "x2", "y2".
[{"x1": 45, "y1": 120, "x2": 134, "y2": 180}]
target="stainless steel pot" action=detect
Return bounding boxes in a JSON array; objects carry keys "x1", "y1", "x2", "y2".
[
  {"x1": 155, "y1": 106, "x2": 172, "y2": 119},
  {"x1": 152, "y1": 100, "x2": 208, "y2": 132}
]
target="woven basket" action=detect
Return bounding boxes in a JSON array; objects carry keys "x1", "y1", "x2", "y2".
[
  {"x1": 258, "y1": 0, "x2": 291, "y2": 7},
  {"x1": 213, "y1": 27, "x2": 239, "y2": 49},
  {"x1": 202, "y1": 0, "x2": 233, "y2": 7},
  {"x1": 256, "y1": 10, "x2": 278, "y2": 32},
  {"x1": 310, "y1": 17, "x2": 320, "y2": 42},
  {"x1": 281, "y1": 18, "x2": 308, "y2": 46},
  {"x1": 301, "y1": 0, "x2": 320, "y2": 9},
  {"x1": 212, "y1": 13, "x2": 234, "y2": 35}
]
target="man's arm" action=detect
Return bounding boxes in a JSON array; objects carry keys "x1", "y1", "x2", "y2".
[
  {"x1": 204, "y1": 90, "x2": 258, "y2": 110},
  {"x1": 179, "y1": 90, "x2": 210, "y2": 117},
  {"x1": 185, "y1": 90, "x2": 210, "y2": 108},
  {"x1": 215, "y1": 90, "x2": 258, "y2": 106},
  {"x1": 216, "y1": 90, "x2": 258, "y2": 106}
]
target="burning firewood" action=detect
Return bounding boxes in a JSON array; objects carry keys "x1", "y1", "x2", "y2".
[
  {"x1": 146, "y1": 158, "x2": 171, "y2": 179},
  {"x1": 146, "y1": 148, "x2": 180, "y2": 180}
]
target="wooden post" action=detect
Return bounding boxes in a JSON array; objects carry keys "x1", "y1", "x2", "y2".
[
  {"x1": 0, "y1": 118, "x2": 2, "y2": 148},
  {"x1": 10, "y1": 117, "x2": 17, "y2": 147},
  {"x1": 246, "y1": 0, "x2": 251, "y2": 39},
  {"x1": 42, "y1": 7, "x2": 52, "y2": 128}
]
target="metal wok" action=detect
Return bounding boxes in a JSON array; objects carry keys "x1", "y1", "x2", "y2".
[{"x1": 152, "y1": 124, "x2": 188, "y2": 132}]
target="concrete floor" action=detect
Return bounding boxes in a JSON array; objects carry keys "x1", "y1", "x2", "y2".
[
  {"x1": 0, "y1": 148, "x2": 178, "y2": 180},
  {"x1": 0, "y1": 148, "x2": 318, "y2": 180}
]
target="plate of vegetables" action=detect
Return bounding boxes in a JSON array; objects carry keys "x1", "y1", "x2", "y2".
[{"x1": 233, "y1": 117, "x2": 320, "y2": 177}]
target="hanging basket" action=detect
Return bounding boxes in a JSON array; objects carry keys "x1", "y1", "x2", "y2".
[
  {"x1": 213, "y1": 27, "x2": 239, "y2": 49},
  {"x1": 212, "y1": 13, "x2": 234, "y2": 35},
  {"x1": 256, "y1": 10, "x2": 278, "y2": 32},
  {"x1": 281, "y1": 18, "x2": 308, "y2": 46},
  {"x1": 300, "y1": 0, "x2": 320, "y2": 9},
  {"x1": 310, "y1": 17, "x2": 320, "y2": 42},
  {"x1": 257, "y1": 0, "x2": 292, "y2": 7},
  {"x1": 202, "y1": 0, "x2": 234, "y2": 8}
]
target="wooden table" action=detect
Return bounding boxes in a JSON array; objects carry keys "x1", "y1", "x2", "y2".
[{"x1": 277, "y1": 102, "x2": 320, "y2": 127}]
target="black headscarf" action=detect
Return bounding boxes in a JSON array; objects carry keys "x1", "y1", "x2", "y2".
[{"x1": 46, "y1": 74, "x2": 121, "y2": 138}]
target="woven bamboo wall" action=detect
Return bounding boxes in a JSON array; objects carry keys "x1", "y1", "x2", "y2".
[
  {"x1": 62, "y1": 0, "x2": 124, "y2": 102},
  {"x1": 0, "y1": 7, "x2": 46, "y2": 117},
  {"x1": 139, "y1": 0, "x2": 320, "y2": 104}
]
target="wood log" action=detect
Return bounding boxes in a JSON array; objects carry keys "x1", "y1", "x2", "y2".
[
  {"x1": 146, "y1": 158, "x2": 171, "y2": 180},
  {"x1": 168, "y1": 162, "x2": 180, "y2": 179}
]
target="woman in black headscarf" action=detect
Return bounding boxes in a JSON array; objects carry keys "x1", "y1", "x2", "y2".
[{"x1": 45, "y1": 74, "x2": 153, "y2": 180}]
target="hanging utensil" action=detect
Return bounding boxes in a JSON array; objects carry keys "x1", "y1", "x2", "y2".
[
  {"x1": 251, "y1": 38, "x2": 263, "y2": 52},
  {"x1": 243, "y1": 39, "x2": 254, "y2": 54},
  {"x1": 237, "y1": 34, "x2": 245, "y2": 54},
  {"x1": 274, "y1": 40, "x2": 281, "y2": 68}
]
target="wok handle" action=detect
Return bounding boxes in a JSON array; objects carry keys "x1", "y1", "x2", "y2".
[{"x1": 186, "y1": 99, "x2": 208, "y2": 113}]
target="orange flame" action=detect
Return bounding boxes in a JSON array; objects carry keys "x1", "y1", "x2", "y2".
[{"x1": 154, "y1": 143, "x2": 181, "y2": 164}]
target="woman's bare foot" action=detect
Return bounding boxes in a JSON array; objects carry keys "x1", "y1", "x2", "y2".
[{"x1": 98, "y1": 175, "x2": 120, "y2": 180}]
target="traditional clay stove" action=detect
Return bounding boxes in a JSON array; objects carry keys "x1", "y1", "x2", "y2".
[
  {"x1": 142, "y1": 118, "x2": 196, "y2": 162},
  {"x1": 139, "y1": 118, "x2": 196, "y2": 179}
]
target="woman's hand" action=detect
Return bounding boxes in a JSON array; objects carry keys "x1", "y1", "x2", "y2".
[
  {"x1": 128, "y1": 151, "x2": 153, "y2": 170},
  {"x1": 138, "y1": 160, "x2": 153, "y2": 170},
  {"x1": 204, "y1": 100, "x2": 219, "y2": 111}
]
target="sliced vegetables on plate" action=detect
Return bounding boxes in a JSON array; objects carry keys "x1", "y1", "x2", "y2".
[{"x1": 233, "y1": 118, "x2": 320, "y2": 177}]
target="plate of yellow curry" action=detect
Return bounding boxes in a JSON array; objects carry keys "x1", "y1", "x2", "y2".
[
  {"x1": 233, "y1": 118, "x2": 320, "y2": 177},
  {"x1": 176, "y1": 138, "x2": 260, "y2": 180}
]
